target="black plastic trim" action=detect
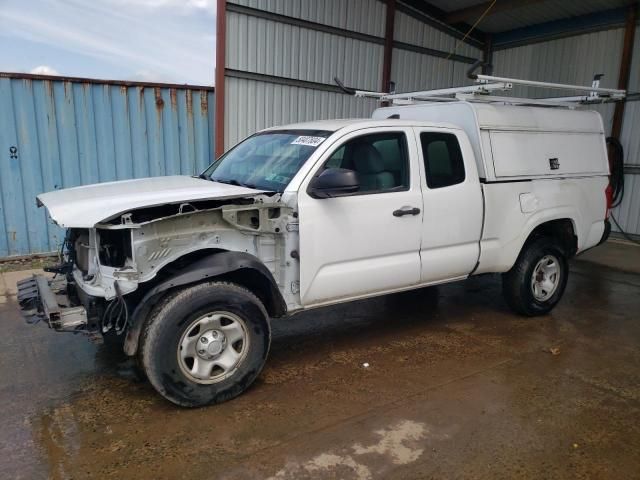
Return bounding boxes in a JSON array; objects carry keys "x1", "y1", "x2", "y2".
[
  {"x1": 123, "y1": 252, "x2": 287, "y2": 356},
  {"x1": 480, "y1": 178, "x2": 533, "y2": 184}
]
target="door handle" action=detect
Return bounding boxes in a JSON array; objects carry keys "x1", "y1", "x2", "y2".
[{"x1": 393, "y1": 207, "x2": 421, "y2": 217}]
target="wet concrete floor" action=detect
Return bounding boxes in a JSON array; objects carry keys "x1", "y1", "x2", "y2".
[{"x1": 1, "y1": 251, "x2": 639, "y2": 479}]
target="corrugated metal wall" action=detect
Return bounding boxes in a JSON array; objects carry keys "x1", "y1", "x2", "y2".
[
  {"x1": 225, "y1": 77, "x2": 378, "y2": 147},
  {"x1": 0, "y1": 75, "x2": 215, "y2": 258},
  {"x1": 391, "y1": 10, "x2": 481, "y2": 92},
  {"x1": 223, "y1": 0, "x2": 482, "y2": 148},
  {"x1": 493, "y1": 26, "x2": 640, "y2": 236},
  {"x1": 231, "y1": 0, "x2": 387, "y2": 36},
  {"x1": 612, "y1": 27, "x2": 640, "y2": 235},
  {"x1": 492, "y1": 28, "x2": 625, "y2": 134},
  {"x1": 224, "y1": 0, "x2": 385, "y2": 148}
]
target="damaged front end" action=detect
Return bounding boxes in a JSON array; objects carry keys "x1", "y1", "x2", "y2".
[
  {"x1": 17, "y1": 188, "x2": 298, "y2": 342},
  {"x1": 17, "y1": 227, "x2": 136, "y2": 336},
  {"x1": 17, "y1": 274, "x2": 88, "y2": 332}
]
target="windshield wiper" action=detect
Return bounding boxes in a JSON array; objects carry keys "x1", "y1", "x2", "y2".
[
  {"x1": 213, "y1": 178, "x2": 259, "y2": 189},
  {"x1": 213, "y1": 178, "x2": 240, "y2": 186}
]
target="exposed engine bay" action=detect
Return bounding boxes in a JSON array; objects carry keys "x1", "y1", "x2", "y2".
[{"x1": 19, "y1": 193, "x2": 301, "y2": 339}]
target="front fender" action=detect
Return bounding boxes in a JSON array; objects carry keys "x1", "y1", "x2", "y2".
[{"x1": 123, "y1": 251, "x2": 285, "y2": 356}]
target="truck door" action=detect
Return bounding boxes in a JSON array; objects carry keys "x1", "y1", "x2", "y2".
[
  {"x1": 297, "y1": 128, "x2": 423, "y2": 306},
  {"x1": 414, "y1": 128, "x2": 483, "y2": 283}
]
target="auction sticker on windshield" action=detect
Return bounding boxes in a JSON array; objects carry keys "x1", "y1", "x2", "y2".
[{"x1": 291, "y1": 136, "x2": 326, "y2": 147}]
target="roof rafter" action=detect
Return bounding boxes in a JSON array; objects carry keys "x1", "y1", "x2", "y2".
[
  {"x1": 444, "y1": 0, "x2": 548, "y2": 25},
  {"x1": 399, "y1": 0, "x2": 487, "y2": 45}
]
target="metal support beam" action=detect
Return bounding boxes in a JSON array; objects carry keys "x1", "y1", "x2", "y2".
[
  {"x1": 214, "y1": 0, "x2": 227, "y2": 159},
  {"x1": 444, "y1": 0, "x2": 546, "y2": 25},
  {"x1": 382, "y1": 0, "x2": 396, "y2": 93},
  {"x1": 493, "y1": 7, "x2": 628, "y2": 50},
  {"x1": 611, "y1": 4, "x2": 638, "y2": 140},
  {"x1": 396, "y1": 0, "x2": 485, "y2": 47},
  {"x1": 482, "y1": 33, "x2": 493, "y2": 75},
  {"x1": 227, "y1": 3, "x2": 386, "y2": 45},
  {"x1": 227, "y1": 69, "x2": 358, "y2": 94}
]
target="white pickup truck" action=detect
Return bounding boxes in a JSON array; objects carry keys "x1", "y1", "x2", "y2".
[{"x1": 18, "y1": 100, "x2": 610, "y2": 406}]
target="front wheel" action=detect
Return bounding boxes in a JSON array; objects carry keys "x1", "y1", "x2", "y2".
[
  {"x1": 139, "y1": 282, "x2": 271, "y2": 407},
  {"x1": 502, "y1": 237, "x2": 569, "y2": 316}
]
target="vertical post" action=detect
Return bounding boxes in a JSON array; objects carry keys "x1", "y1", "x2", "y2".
[
  {"x1": 381, "y1": 0, "x2": 396, "y2": 93},
  {"x1": 482, "y1": 33, "x2": 493, "y2": 75},
  {"x1": 611, "y1": 4, "x2": 637, "y2": 140},
  {"x1": 214, "y1": 0, "x2": 227, "y2": 158}
]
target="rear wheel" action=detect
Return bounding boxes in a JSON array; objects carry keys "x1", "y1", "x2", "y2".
[
  {"x1": 502, "y1": 237, "x2": 568, "y2": 316},
  {"x1": 140, "y1": 282, "x2": 270, "y2": 407}
]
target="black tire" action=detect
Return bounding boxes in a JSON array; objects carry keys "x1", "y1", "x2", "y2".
[
  {"x1": 139, "y1": 281, "x2": 271, "y2": 407},
  {"x1": 502, "y1": 237, "x2": 569, "y2": 316}
]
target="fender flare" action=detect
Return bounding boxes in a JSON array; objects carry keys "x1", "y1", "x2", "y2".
[
  {"x1": 123, "y1": 251, "x2": 286, "y2": 356},
  {"x1": 477, "y1": 211, "x2": 580, "y2": 275}
]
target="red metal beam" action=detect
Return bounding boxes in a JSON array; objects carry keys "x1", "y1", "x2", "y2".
[
  {"x1": 611, "y1": 3, "x2": 637, "y2": 140},
  {"x1": 382, "y1": 0, "x2": 396, "y2": 92},
  {"x1": 215, "y1": 0, "x2": 227, "y2": 158}
]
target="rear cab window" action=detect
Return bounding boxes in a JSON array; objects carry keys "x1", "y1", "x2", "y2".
[{"x1": 420, "y1": 132, "x2": 465, "y2": 189}]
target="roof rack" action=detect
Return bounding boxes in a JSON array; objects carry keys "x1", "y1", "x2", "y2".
[{"x1": 335, "y1": 61, "x2": 626, "y2": 109}]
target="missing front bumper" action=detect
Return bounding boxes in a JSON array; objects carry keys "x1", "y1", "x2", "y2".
[{"x1": 17, "y1": 275, "x2": 88, "y2": 332}]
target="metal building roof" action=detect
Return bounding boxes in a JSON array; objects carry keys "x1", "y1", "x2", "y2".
[{"x1": 413, "y1": 0, "x2": 637, "y2": 34}]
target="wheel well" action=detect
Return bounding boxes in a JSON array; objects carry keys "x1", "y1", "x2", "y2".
[
  {"x1": 137, "y1": 248, "x2": 286, "y2": 318},
  {"x1": 129, "y1": 248, "x2": 228, "y2": 302},
  {"x1": 525, "y1": 219, "x2": 577, "y2": 257},
  {"x1": 216, "y1": 269, "x2": 284, "y2": 318},
  {"x1": 158, "y1": 248, "x2": 228, "y2": 272}
]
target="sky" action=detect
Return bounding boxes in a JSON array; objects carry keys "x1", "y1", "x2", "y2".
[{"x1": 0, "y1": 0, "x2": 217, "y2": 85}]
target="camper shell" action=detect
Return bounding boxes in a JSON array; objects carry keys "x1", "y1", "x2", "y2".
[{"x1": 372, "y1": 101, "x2": 609, "y2": 182}]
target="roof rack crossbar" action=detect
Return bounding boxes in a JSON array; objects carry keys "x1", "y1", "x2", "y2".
[
  {"x1": 455, "y1": 94, "x2": 577, "y2": 108},
  {"x1": 381, "y1": 82, "x2": 511, "y2": 100},
  {"x1": 472, "y1": 74, "x2": 625, "y2": 97},
  {"x1": 334, "y1": 71, "x2": 626, "y2": 108}
]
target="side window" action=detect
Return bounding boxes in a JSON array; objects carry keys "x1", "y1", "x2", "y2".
[
  {"x1": 323, "y1": 132, "x2": 409, "y2": 193},
  {"x1": 420, "y1": 132, "x2": 465, "y2": 189},
  {"x1": 325, "y1": 145, "x2": 345, "y2": 168}
]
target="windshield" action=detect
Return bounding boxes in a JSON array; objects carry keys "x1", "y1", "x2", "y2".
[{"x1": 202, "y1": 129, "x2": 333, "y2": 192}]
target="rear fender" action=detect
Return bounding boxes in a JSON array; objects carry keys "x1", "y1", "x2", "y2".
[{"x1": 477, "y1": 207, "x2": 579, "y2": 274}]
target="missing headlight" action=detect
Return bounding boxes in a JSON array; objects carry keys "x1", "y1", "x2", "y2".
[{"x1": 98, "y1": 229, "x2": 132, "y2": 267}]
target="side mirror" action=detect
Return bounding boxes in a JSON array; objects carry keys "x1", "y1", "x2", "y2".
[{"x1": 309, "y1": 168, "x2": 359, "y2": 198}]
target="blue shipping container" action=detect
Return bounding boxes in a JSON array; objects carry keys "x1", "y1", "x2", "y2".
[{"x1": 0, "y1": 73, "x2": 215, "y2": 258}]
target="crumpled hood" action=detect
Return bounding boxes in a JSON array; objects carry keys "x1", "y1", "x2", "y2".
[{"x1": 37, "y1": 176, "x2": 266, "y2": 228}]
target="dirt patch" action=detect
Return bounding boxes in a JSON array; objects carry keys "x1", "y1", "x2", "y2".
[{"x1": 0, "y1": 255, "x2": 57, "y2": 273}]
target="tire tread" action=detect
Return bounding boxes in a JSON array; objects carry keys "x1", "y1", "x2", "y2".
[
  {"x1": 502, "y1": 236, "x2": 568, "y2": 317},
  {"x1": 139, "y1": 281, "x2": 270, "y2": 407}
]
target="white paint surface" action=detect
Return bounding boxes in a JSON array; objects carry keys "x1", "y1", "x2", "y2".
[{"x1": 37, "y1": 176, "x2": 265, "y2": 228}]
